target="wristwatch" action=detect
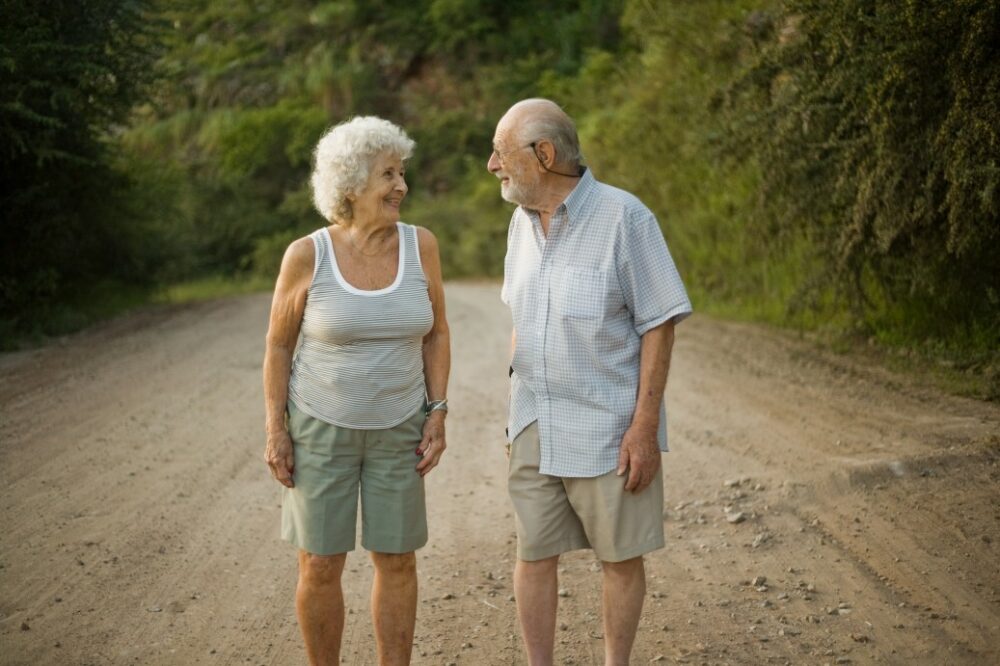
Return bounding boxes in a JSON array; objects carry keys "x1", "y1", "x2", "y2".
[{"x1": 426, "y1": 399, "x2": 448, "y2": 415}]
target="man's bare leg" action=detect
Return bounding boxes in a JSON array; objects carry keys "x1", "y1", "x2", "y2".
[
  {"x1": 296, "y1": 551, "x2": 347, "y2": 666},
  {"x1": 602, "y1": 556, "x2": 646, "y2": 666},
  {"x1": 370, "y1": 551, "x2": 417, "y2": 665},
  {"x1": 514, "y1": 555, "x2": 560, "y2": 666}
]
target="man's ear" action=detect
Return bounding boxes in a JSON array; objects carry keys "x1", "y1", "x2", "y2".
[{"x1": 533, "y1": 140, "x2": 555, "y2": 168}]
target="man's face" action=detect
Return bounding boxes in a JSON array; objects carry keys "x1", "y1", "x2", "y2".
[{"x1": 488, "y1": 117, "x2": 540, "y2": 206}]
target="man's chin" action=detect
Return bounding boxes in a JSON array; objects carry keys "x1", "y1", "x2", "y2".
[{"x1": 500, "y1": 186, "x2": 524, "y2": 205}]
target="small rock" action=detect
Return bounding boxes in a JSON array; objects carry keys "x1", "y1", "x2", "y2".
[
  {"x1": 777, "y1": 592, "x2": 789, "y2": 600},
  {"x1": 651, "y1": 656, "x2": 665, "y2": 663},
  {"x1": 441, "y1": 593, "x2": 455, "y2": 600},
  {"x1": 752, "y1": 576, "x2": 767, "y2": 586},
  {"x1": 558, "y1": 588, "x2": 570, "y2": 597},
  {"x1": 462, "y1": 641, "x2": 472, "y2": 649},
  {"x1": 851, "y1": 633, "x2": 870, "y2": 643},
  {"x1": 147, "y1": 606, "x2": 162, "y2": 613},
  {"x1": 726, "y1": 511, "x2": 746, "y2": 524},
  {"x1": 559, "y1": 622, "x2": 568, "y2": 631},
  {"x1": 20, "y1": 621, "x2": 30, "y2": 631}
]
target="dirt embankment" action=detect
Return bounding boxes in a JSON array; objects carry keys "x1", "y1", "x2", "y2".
[{"x1": 1, "y1": 283, "x2": 997, "y2": 665}]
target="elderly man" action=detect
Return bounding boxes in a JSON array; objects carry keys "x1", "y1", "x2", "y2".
[{"x1": 489, "y1": 98, "x2": 692, "y2": 666}]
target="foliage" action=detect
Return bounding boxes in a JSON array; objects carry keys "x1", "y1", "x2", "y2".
[
  {"x1": 0, "y1": 0, "x2": 162, "y2": 334},
  {"x1": 118, "y1": 0, "x2": 625, "y2": 286},
  {"x1": 4, "y1": 0, "x2": 997, "y2": 395},
  {"x1": 723, "y1": 0, "x2": 1000, "y2": 351}
]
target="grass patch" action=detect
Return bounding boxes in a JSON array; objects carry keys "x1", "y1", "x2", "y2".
[
  {"x1": 1, "y1": 274, "x2": 273, "y2": 351},
  {"x1": 153, "y1": 274, "x2": 272, "y2": 304}
]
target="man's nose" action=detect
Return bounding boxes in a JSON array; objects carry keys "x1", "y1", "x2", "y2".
[{"x1": 487, "y1": 151, "x2": 501, "y2": 173}]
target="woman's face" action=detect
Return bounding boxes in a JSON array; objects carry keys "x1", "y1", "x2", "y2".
[{"x1": 351, "y1": 151, "x2": 408, "y2": 226}]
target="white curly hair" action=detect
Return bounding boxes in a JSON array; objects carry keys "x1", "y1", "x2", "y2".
[{"x1": 311, "y1": 116, "x2": 416, "y2": 222}]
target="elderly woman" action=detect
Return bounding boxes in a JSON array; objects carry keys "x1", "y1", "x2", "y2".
[{"x1": 263, "y1": 116, "x2": 450, "y2": 665}]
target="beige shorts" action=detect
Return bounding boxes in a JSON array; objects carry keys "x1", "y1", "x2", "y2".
[{"x1": 507, "y1": 422, "x2": 665, "y2": 563}]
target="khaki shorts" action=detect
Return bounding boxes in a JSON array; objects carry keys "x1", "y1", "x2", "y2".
[
  {"x1": 507, "y1": 422, "x2": 665, "y2": 563},
  {"x1": 281, "y1": 402, "x2": 428, "y2": 556}
]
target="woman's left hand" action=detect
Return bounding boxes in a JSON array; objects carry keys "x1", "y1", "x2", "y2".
[{"x1": 416, "y1": 411, "x2": 446, "y2": 477}]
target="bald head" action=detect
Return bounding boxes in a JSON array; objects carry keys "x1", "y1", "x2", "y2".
[{"x1": 500, "y1": 98, "x2": 583, "y2": 171}]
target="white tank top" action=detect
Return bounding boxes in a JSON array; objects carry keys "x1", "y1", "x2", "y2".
[{"x1": 288, "y1": 222, "x2": 433, "y2": 428}]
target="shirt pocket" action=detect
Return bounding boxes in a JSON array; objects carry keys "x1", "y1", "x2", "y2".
[{"x1": 552, "y1": 266, "x2": 607, "y2": 319}]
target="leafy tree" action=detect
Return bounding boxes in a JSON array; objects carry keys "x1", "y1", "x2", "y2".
[
  {"x1": 0, "y1": 0, "x2": 161, "y2": 334},
  {"x1": 725, "y1": 0, "x2": 1000, "y2": 351}
]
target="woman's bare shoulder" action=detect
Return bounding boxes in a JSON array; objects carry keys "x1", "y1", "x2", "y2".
[
  {"x1": 280, "y1": 233, "x2": 319, "y2": 280},
  {"x1": 413, "y1": 225, "x2": 439, "y2": 254}
]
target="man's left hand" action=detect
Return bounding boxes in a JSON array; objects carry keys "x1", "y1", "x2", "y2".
[{"x1": 617, "y1": 422, "x2": 661, "y2": 493}]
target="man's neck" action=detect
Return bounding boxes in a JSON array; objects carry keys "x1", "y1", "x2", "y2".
[{"x1": 525, "y1": 175, "x2": 580, "y2": 236}]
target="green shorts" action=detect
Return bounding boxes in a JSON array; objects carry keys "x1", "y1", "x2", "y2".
[{"x1": 281, "y1": 401, "x2": 428, "y2": 556}]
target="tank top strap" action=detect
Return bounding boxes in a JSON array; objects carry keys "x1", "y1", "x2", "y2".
[
  {"x1": 401, "y1": 223, "x2": 424, "y2": 278},
  {"x1": 309, "y1": 227, "x2": 334, "y2": 283}
]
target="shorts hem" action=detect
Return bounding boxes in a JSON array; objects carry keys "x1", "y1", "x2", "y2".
[
  {"x1": 282, "y1": 533, "x2": 356, "y2": 556},
  {"x1": 592, "y1": 535, "x2": 665, "y2": 563},
  {"x1": 361, "y1": 534, "x2": 428, "y2": 554},
  {"x1": 517, "y1": 536, "x2": 591, "y2": 562}
]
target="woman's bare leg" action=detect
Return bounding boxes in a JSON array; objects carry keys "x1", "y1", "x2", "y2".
[
  {"x1": 296, "y1": 550, "x2": 347, "y2": 666},
  {"x1": 370, "y1": 551, "x2": 417, "y2": 665}
]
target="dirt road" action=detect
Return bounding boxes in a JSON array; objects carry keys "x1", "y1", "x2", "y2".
[{"x1": 1, "y1": 284, "x2": 998, "y2": 665}]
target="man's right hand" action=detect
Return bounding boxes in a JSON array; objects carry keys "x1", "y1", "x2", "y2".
[
  {"x1": 616, "y1": 422, "x2": 661, "y2": 493},
  {"x1": 265, "y1": 430, "x2": 295, "y2": 488}
]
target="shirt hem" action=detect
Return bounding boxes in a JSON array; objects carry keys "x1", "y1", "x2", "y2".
[{"x1": 288, "y1": 396, "x2": 424, "y2": 430}]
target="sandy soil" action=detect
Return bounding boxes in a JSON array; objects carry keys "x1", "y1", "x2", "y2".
[{"x1": 1, "y1": 283, "x2": 998, "y2": 666}]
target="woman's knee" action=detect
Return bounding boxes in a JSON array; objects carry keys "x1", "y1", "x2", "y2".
[
  {"x1": 299, "y1": 551, "x2": 347, "y2": 586},
  {"x1": 370, "y1": 551, "x2": 416, "y2": 576}
]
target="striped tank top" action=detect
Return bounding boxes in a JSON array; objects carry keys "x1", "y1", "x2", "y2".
[{"x1": 288, "y1": 222, "x2": 434, "y2": 429}]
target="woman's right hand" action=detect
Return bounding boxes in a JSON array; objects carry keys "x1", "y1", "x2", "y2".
[{"x1": 265, "y1": 430, "x2": 295, "y2": 488}]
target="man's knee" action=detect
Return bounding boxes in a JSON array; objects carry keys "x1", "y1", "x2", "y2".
[
  {"x1": 517, "y1": 554, "x2": 559, "y2": 576},
  {"x1": 601, "y1": 555, "x2": 644, "y2": 578}
]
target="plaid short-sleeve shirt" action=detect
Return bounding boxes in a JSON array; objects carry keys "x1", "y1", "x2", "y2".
[{"x1": 501, "y1": 169, "x2": 692, "y2": 478}]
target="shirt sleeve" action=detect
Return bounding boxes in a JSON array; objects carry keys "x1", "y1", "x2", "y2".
[{"x1": 617, "y1": 208, "x2": 693, "y2": 335}]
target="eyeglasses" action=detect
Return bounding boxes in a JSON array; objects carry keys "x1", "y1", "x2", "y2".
[{"x1": 490, "y1": 143, "x2": 536, "y2": 163}]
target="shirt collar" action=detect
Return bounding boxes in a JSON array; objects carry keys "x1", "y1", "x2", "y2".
[{"x1": 561, "y1": 167, "x2": 595, "y2": 222}]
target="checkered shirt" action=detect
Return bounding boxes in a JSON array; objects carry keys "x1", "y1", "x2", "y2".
[{"x1": 501, "y1": 168, "x2": 692, "y2": 477}]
